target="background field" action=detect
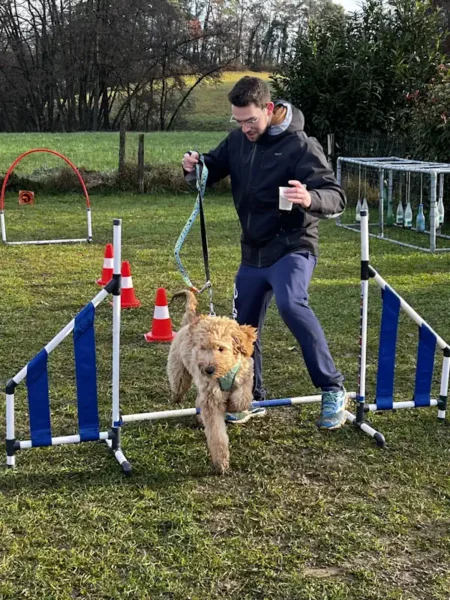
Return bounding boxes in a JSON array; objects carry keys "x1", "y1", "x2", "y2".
[
  {"x1": 0, "y1": 190, "x2": 450, "y2": 599},
  {"x1": 0, "y1": 71, "x2": 271, "y2": 176}
]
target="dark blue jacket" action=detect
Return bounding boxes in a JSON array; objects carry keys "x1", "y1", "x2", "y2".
[{"x1": 202, "y1": 101, "x2": 346, "y2": 267}]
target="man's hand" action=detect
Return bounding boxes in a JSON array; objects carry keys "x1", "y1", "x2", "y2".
[
  {"x1": 182, "y1": 151, "x2": 199, "y2": 173},
  {"x1": 283, "y1": 180, "x2": 311, "y2": 209}
]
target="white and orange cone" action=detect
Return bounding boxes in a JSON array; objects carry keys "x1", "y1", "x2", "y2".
[
  {"x1": 120, "y1": 261, "x2": 141, "y2": 309},
  {"x1": 144, "y1": 288, "x2": 176, "y2": 342},
  {"x1": 97, "y1": 243, "x2": 114, "y2": 286}
]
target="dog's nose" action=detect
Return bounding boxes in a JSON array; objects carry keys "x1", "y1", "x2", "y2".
[{"x1": 204, "y1": 365, "x2": 216, "y2": 375}]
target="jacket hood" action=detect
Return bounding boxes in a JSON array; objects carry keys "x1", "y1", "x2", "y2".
[{"x1": 268, "y1": 100, "x2": 305, "y2": 137}]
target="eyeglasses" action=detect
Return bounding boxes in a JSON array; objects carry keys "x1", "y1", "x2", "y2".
[{"x1": 229, "y1": 114, "x2": 261, "y2": 127}]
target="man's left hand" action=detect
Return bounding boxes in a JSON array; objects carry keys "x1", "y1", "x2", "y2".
[{"x1": 284, "y1": 180, "x2": 311, "y2": 209}]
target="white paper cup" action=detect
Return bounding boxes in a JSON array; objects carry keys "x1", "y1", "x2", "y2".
[{"x1": 279, "y1": 187, "x2": 293, "y2": 211}]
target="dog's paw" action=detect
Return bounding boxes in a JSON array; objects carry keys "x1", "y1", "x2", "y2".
[
  {"x1": 212, "y1": 459, "x2": 230, "y2": 475},
  {"x1": 171, "y1": 393, "x2": 185, "y2": 404}
]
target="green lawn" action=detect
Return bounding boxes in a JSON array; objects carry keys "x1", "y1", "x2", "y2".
[
  {"x1": 1, "y1": 193, "x2": 450, "y2": 599},
  {"x1": 0, "y1": 71, "x2": 272, "y2": 177},
  {"x1": 0, "y1": 131, "x2": 227, "y2": 175}
]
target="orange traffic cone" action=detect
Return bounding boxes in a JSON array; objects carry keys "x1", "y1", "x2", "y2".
[
  {"x1": 120, "y1": 261, "x2": 141, "y2": 309},
  {"x1": 97, "y1": 243, "x2": 114, "y2": 286},
  {"x1": 144, "y1": 288, "x2": 176, "y2": 342}
]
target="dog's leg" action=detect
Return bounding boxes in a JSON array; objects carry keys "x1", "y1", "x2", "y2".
[
  {"x1": 227, "y1": 386, "x2": 253, "y2": 414},
  {"x1": 194, "y1": 393, "x2": 204, "y2": 428},
  {"x1": 201, "y1": 398, "x2": 230, "y2": 474},
  {"x1": 167, "y1": 350, "x2": 192, "y2": 403}
]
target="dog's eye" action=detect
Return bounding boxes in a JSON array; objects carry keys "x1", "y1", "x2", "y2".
[{"x1": 218, "y1": 347, "x2": 224, "y2": 352}]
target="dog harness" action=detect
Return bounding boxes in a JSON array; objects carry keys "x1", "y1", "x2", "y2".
[{"x1": 218, "y1": 359, "x2": 241, "y2": 392}]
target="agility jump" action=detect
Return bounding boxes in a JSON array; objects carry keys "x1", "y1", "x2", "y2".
[
  {"x1": 0, "y1": 148, "x2": 93, "y2": 245},
  {"x1": 5, "y1": 212, "x2": 449, "y2": 474},
  {"x1": 345, "y1": 210, "x2": 450, "y2": 443},
  {"x1": 4, "y1": 219, "x2": 129, "y2": 473}
]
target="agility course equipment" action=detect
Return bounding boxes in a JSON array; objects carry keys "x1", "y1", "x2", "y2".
[
  {"x1": 1, "y1": 148, "x2": 93, "y2": 245},
  {"x1": 117, "y1": 212, "x2": 449, "y2": 454},
  {"x1": 336, "y1": 156, "x2": 450, "y2": 253},
  {"x1": 144, "y1": 287, "x2": 176, "y2": 342},
  {"x1": 6, "y1": 216, "x2": 448, "y2": 475},
  {"x1": 4, "y1": 219, "x2": 130, "y2": 473},
  {"x1": 18, "y1": 190, "x2": 35, "y2": 205},
  {"x1": 120, "y1": 260, "x2": 141, "y2": 309},
  {"x1": 345, "y1": 210, "x2": 450, "y2": 444},
  {"x1": 97, "y1": 243, "x2": 114, "y2": 286}
]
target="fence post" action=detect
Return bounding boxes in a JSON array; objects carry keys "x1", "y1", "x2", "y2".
[
  {"x1": 118, "y1": 122, "x2": 126, "y2": 176},
  {"x1": 138, "y1": 134, "x2": 145, "y2": 194},
  {"x1": 327, "y1": 133, "x2": 336, "y2": 173}
]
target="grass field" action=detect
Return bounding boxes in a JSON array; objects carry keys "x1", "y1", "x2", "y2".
[
  {"x1": 0, "y1": 131, "x2": 227, "y2": 176},
  {"x1": 1, "y1": 192, "x2": 450, "y2": 599},
  {"x1": 0, "y1": 71, "x2": 271, "y2": 177}
]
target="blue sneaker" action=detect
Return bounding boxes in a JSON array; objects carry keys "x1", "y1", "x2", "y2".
[
  {"x1": 317, "y1": 388, "x2": 348, "y2": 430},
  {"x1": 225, "y1": 407, "x2": 267, "y2": 424}
]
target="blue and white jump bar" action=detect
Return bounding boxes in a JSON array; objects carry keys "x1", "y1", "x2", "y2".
[
  {"x1": 346, "y1": 210, "x2": 450, "y2": 445},
  {"x1": 120, "y1": 393, "x2": 357, "y2": 424}
]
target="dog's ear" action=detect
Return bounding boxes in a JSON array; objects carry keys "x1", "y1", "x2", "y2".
[{"x1": 232, "y1": 324, "x2": 257, "y2": 358}]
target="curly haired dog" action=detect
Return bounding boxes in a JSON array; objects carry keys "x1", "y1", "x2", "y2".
[{"x1": 167, "y1": 290, "x2": 257, "y2": 473}]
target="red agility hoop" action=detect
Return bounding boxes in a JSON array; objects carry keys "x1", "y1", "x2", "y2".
[{"x1": 0, "y1": 148, "x2": 93, "y2": 245}]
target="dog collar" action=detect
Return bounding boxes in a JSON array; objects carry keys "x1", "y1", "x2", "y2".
[{"x1": 218, "y1": 360, "x2": 241, "y2": 391}]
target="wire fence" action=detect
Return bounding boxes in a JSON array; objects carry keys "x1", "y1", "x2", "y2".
[{"x1": 335, "y1": 132, "x2": 413, "y2": 161}]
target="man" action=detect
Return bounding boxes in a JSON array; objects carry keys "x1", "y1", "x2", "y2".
[{"x1": 182, "y1": 76, "x2": 347, "y2": 430}]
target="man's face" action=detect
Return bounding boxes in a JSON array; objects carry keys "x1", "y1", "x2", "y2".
[{"x1": 230, "y1": 102, "x2": 274, "y2": 142}]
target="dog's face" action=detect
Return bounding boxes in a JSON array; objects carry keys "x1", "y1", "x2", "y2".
[{"x1": 190, "y1": 317, "x2": 257, "y2": 379}]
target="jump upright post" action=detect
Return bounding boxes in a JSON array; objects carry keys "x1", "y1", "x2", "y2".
[
  {"x1": 4, "y1": 219, "x2": 130, "y2": 474},
  {"x1": 345, "y1": 210, "x2": 450, "y2": 444}
]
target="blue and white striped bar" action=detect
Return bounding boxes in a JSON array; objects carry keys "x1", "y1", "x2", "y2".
[{"x1": 120, "y1": 393, "x2": 357, "y2": 424}]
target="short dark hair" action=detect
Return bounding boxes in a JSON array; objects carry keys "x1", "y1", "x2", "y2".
[{"x1": 228, "y1": 76, "x2": 271, "y2": 108}]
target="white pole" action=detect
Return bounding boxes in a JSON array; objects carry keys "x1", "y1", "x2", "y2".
[
  {"x1": 438, "y1": 355, "x2": 450, "y2": 420},
  {"x1": 112, "y1": 219, "x2": 122, "y2": 428},
  {"x1": 1, "y1": 210, "x2": 6, "y2": 243},
  {"x1": 357, "y1": 210, "x2": 369, "y2": 423},
  {"x1": 6, "y1": 393, "x2": 15, "y2": 467},
  {"x1": 430, "y1": 171, "x2": 437, "y2": 252},
  {"x1": 19, "y1": 431, "x2": 110, "y2": 449},
  {"x1": 378, "y1": 168, "x2": 384, "y2": 238},
  {"x1": 5, "y1": 238, "x2": 88, "y2": 246},
  {"x1": 366, "y1": 400, "x2": 439, "y2": 411},
  {"x1": 87, "y1": 208, "x2": 93, "y2": 242}
]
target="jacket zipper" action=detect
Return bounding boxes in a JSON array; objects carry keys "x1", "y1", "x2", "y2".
[
  {"x1": 245, "y1": 144, "x2": 257, "y2": 235},
  {"x1": 246, "y1": 143, "x2": 257, "y2": 197}
]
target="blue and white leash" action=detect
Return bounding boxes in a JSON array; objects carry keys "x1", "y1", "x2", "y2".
[{"x1": 174, "y1": 154, "x2": 215, "y2": 316}]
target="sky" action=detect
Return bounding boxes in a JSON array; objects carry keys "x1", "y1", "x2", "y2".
[{"x1": 333, "y1": 0, "x2": 362, "y2": 12}]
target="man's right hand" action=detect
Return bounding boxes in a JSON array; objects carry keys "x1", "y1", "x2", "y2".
[{"x1": 182, "y1": 151, "x2": 199, "y2": 173}]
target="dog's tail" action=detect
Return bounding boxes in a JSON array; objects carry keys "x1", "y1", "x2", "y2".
[{"x1": 170, "y1": 290, "x2": 199, "y2": 326}]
